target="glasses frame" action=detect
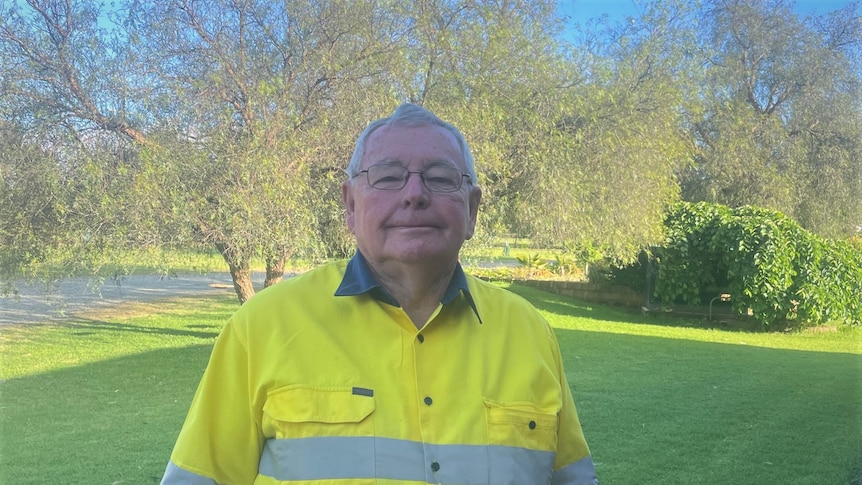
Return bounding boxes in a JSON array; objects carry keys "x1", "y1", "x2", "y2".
[{"x1": 354, "y1": 165, "x2": 472, "y2": 193}]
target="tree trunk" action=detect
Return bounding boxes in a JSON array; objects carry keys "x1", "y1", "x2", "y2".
[
  {"x1": 216, "y1": 242, "x2": 256, "y2": 304},
  {"x1": 264, "y1": 252, "x2": 286, "y2": 289}
]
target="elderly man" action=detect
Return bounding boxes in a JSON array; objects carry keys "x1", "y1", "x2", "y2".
[{"x1": 161, "y1": 103, "x2": 598, "y2": 484}]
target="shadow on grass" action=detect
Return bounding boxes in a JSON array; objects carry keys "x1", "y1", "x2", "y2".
[
  {"x1": 0, "y1": 344, "x2": 214, "y2": 485},
  {"x1": 55, "y1": 318, "x2": 221, "y2": 339}
]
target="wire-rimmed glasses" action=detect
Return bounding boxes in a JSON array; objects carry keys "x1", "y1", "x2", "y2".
[{"x1": 355, "y1": 164, "x2": 471, "y2": 193}]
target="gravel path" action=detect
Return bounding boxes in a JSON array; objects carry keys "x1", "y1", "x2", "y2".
[{"x1": 0, "y1": 272, "x2": 248, "y2": 325}]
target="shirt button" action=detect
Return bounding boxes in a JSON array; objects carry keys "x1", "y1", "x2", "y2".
[
  {"x1": 529, "y1": 420, "x2": 537, "y2": 429},
  {"x1": 417, "y1": 334, "x2": 425, "y2": 343},
  {"x1": 424, "y1": 396, "x2": 433, "y2": 405},
  {"x1": 430, "y1": 462, "x2": 440, "y2": 472}
]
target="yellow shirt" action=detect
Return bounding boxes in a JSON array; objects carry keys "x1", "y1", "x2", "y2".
[{"x1": 162, "y1": 257, "x2": 597, "y2": 484}]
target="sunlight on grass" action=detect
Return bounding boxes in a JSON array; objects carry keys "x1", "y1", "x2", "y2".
[{"x1": 504, "y1": 282, "x2": 862, "y2": 355}]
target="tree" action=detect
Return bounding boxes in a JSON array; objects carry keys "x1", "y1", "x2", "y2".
[
  {"x1": 523, "y1": 0, "x2": 697, "y2": 262},
  {"x1": 128, "y1": 0, "x2": 402, "y2": 302},
  {"x1": 379, "y1": 0, "x2": 692, "y2": 264},
  {"x1": 0, "y1": 0, "x2": 149, "y2": 143},
  {"x1": 0, "y1": 122, "x2": 66, "y2": 289},
  {"x1": 388, "y1": 0, "x2": 573, "y2": 243},
  {"x1": 682, "y1": 0, "x2": 862, "y2": 238},
  {"x1": 0, "y1": 0, "x2": 156, "y2": 285},
  {"x1": 5, "y1": 0, "x2": 856, "y2": 305}
]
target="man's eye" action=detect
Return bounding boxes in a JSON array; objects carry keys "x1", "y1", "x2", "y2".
[{"x1": 376, "y1": 175, "x2": 403, "y2": 183}]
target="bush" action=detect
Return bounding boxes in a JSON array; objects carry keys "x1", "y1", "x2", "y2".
[
  {"x1": 608, "y1": 250, "x2": 655, "y2": 295},
  {"x1": 655, "y1": 202, "x2": 861, "y2": 328}
]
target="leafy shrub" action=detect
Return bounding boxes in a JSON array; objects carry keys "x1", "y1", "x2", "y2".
[
  {"x1": 655, "y1": 201, "x2": 861, "y2": 328},
  {"x1": 550, "y1": 253, "x2": 580, "y2": 277},
  {"x1": 608, "y1": 250, "x2": 655, "y2": 295},
  {"x1": 515, "y1": 252, "x2": 545, "y2": 268},
  {"x1": 515, "y1": 252, "x2": 549, "y2": 278}
]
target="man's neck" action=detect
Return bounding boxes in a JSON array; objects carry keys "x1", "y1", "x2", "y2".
[{"x1": 367, "y1": 259, "x2": 457, "y2": 329}]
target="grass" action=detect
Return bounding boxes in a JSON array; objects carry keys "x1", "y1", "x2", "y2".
[
  {"x1": 1, "y1": 284, "x2": 860, "y2": 484},
  {"x1": 0, "y1": 297, "x2": 232, "y2": 484},
  {"x1": 506, "y1": 284, "x2": 862, "y2": 484}
]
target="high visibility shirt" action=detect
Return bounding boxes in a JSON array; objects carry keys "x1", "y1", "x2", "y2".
[{"x1": 161, "y1": 254, "x2": 598, "y2": 485}]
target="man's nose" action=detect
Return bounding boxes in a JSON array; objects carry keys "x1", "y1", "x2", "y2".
[{"x1": 401, "y1": 171, "x2": 430, "y2": 205}]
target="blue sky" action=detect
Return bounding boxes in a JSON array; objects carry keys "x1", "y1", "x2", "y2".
[{"x1": 557, "y1": 0, "x2": 853, "y2": 29}]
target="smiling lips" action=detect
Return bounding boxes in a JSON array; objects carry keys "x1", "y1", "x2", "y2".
[
  {"x1": 390, "y1": 224, "x2": 437, "y2": 230},
  {"x1": 389, "y1": 226, "x2": 437, "y2": 231}
]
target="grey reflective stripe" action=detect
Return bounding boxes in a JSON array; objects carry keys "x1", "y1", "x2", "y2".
[
  {"x1": 259, "y1": 436, "x2": 556, "y2": 483},
  {"x1": 160, "y1": 461, "x2": 217, "y2": 485},
  {"x1": 551, "y1": 455, "x2": 599, "y2": 485}
]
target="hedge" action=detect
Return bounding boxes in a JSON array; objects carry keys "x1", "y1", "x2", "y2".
[{"x1": 654, "y1": 201, "x2": 861, "y2": 328}]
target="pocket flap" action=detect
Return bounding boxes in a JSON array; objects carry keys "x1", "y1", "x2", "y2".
[
  {"x1": 484, "y1": 400, "x2": 558, "y2": 451},
  {"x1": 486, "y1": 404, "x2": 557, "y2": 430},
  {"x1": 264, "y1": 386, "x2": 375, "y2": 424}
]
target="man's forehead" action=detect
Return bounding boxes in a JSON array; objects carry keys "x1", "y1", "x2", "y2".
[
  {"x1": 364, "y1": 124, "x2": 463, "y2": 164},
  {"x1": 368, "y1": 123, "x2": 455, "y2": 140},
  {"x1": 369, "y1": 158, "x2": 457, "y2": 168}
]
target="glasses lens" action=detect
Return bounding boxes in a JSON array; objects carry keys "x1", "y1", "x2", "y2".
[
  {"x1": 423, "y1": 166, "x2": 462, "y2": 192},
  {"x1": 367, "y1": 165, "x2": 408, "y2": 190}
]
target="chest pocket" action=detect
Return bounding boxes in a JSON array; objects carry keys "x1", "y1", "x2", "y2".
[
  {"x1": 484, "y1": 400, "x2": 558, "y2": 452},
  {"x1": 263, "y1": 385, "x2": 376, "y2": 439}
]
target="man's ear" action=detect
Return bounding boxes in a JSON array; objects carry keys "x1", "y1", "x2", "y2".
[
  {"x1": 465, "y1": 185, "x2": 482, "y2": 240},
  {"x1": 342, "y1": 180, "x2": 356, "y2": 233}
]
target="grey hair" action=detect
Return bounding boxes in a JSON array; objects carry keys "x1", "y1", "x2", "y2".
[{"x1": 345, "y1": 103, "x2": 477, "y2": 184}]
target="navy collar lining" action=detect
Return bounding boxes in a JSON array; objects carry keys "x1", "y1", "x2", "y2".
[{"x1": 334, "y1": 251, "x2": 481, "y2": 323}]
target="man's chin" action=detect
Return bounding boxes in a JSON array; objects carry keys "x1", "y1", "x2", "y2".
[{"x1": 386, "y1": 246, "x2": 459, "y2": 266}]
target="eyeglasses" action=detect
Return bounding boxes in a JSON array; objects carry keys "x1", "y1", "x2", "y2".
[{"x1": 354, "y1": 164, "x2": 472, "y2": 193}]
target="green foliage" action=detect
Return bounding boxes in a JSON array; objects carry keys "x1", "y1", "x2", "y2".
[
  {"x1": 515, "y1": 252, "x2": 546, "y2": 269},
  {"x1": 550, "y1": 253, "x2": 581, "y2": 277},
  {"x1": 0, "y1": 123, "x2": 142, "y2": 287},
  {"x1": 608, "y1": 251, "x2": 654, "y2": 294},
  {"x1": 656, "y1": 201, "x2": 862, "y2": 328},
  {"x1": 514, "y1": 252, "x2": 551, "y2": 280},
  {"x1": 490, "y1": 250, "x2": 587, "y2": 280}
]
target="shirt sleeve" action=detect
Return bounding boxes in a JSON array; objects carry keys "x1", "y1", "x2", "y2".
[
  {"x1": 549, "y1": 328, "x2": 600, "y2": 485},
  {"x1": 161, "y1": 319, "x2": 264, "y2": 484}
]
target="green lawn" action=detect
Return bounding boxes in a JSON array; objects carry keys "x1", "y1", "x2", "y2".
[{"x1": 1, "y1": 285, "x2": 860, "y2": 484}]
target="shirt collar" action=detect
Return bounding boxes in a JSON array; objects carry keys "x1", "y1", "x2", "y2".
[{"x1": 335, "y1": 251, "x2": 481, "y2": 322}]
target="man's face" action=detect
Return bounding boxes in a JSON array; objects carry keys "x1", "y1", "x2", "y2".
[{"x1": 342, "y1": 124, "x2": 481, "y2": 268}]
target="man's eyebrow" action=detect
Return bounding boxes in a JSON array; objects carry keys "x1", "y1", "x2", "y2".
[
  {"x1": 424, "y1": 159, "x2": 457, "y2": 167},
  {"x1": 370, "y1": 158, "x2": 405, "y2": 166}
]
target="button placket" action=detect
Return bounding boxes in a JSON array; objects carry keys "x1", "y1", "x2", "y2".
[{"x1": 415, "y1": 322, "x2": 444, "y2": 475}]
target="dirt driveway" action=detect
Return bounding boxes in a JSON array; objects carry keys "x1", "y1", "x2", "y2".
[{"x1": 0, "y1": 273, "x2": 246, "y2": 325}]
